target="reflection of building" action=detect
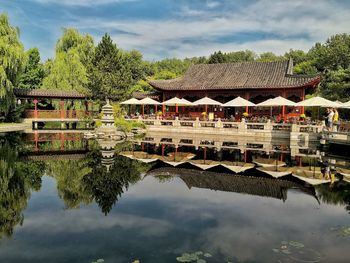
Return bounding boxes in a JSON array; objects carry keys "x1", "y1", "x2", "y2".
[{"x1": 147, "y1": 167, "x2": 319, "y2": 202}]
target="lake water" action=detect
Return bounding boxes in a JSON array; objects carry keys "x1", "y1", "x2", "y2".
[{"x1": 0, "y1": 132, "x2": 349, "y2": 263}]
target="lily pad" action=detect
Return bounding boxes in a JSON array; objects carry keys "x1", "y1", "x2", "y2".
[
  {"x1": 203, "y1": 253, "x2": 212, "y2": 258},
  {"x1": 272, "y1": 248, "x2": 280, "y2": 253},
  {"x1": 289, "y1": 241, "x2": 305, "y2": 248},
  {"x1": 195, "y1": 251, "x2": 203, "y2": 256},
  {"x1": 197, "y1": 259, "x2": 206, "y2": 263},
  {"x1": 176, "y1": 253, "x2": 199, "y2": 262}
]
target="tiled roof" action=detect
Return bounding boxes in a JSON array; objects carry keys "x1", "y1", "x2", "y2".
[
  {"x1": 148, "y1": 59, "x2": 320, "y2": 91},
  {"x1": 14, "y1": 88, "x2": 88, "y2": 99},
  {"x1": 132, "y1": 91, "x2": 161, "y2": 99}
]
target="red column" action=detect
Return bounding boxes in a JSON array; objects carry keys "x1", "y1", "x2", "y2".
[
  {"x1": 245, "y1": 92, "x2": 250, "y2": 113},
  {"x1": 155, "y1": 105, "x2": 158, "y2": 113},
  {"x1": 175, "y1": 104, "x2": 178, "y2": 114},
  {"x1": 34, "y1": 99, "x2": 38, "y2": 119},
  {"x1": 60, "y1": 99, "x2": 65, "y2": 119},
  {"x1": 34, "y1": 131, "x2": 39, "y2": 151},
  {"x1": 301, "y1": 88, "x2": 305, "y2": 114},
  {"x1": 282, "y1": 90, "x2": 286, "y2": 121},
  {"x1": 161, "y1": 144, "x2": 165, "y2": 157},
  {"x1": 60, "y1": 132, "x2": 65, "y2": 151},
  {"x1": 142, "y1": 105, "x2": 144, "y2": 117}
]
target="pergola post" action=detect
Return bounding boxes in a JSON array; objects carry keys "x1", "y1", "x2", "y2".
[
  {"x1": 60, "y1": 99, "x2": 65, "y2": 129},
  {"x1": 301, "y1": 88, "x2": 305, "y2": 114}
]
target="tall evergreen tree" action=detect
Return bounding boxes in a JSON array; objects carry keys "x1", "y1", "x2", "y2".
[
  {"x1": 17, "y1": 48, "x2": 45, "y2": 89},
  {"x1": 88, "y1": 33, "x2": 132, "y2": 101},
  {"x1": 0, "y1": 14, "x2": 25, "y2": 119},
  {"x1": 208, "y1": 51, "x2": 227, "y2": 64}
]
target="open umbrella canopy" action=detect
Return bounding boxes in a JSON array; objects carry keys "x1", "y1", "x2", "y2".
[
  {"x1": 193, "y1": 96, "x2": 222, "y2": 106},
  {"x1": 257, "y1": 96, "x2": 296, "y2": 107},
  {"x1": 138, "y1": 97, "x2": 161, "y2": 105},
  {"x1": 120, "y1": 98, "x2": 140, "y2": 105},
  {"x1": 162, "y1": 97, "x2": 194, "y2": 106},
  {"x1": 340, "y1": 100, "x2": 350, "y2": 108},
  {"x1": 223, "y1": 96, "x2": 256, "y2": 107},
  {"x1": 297, "y1": 96, "x2": 341, "y2": 107}
]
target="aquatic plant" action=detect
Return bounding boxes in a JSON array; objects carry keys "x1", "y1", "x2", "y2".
[
  {"x1": 272, "y1": 240, "x2": 322, "y2": 262},
  {"x1": 176, "y1": 251, "x2": 212, "y2": 262}
]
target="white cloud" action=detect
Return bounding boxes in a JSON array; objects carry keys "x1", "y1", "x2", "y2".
[
  {"x1": 65, "y1": 0, "x2": 350, "y2": 60},
  {"x1": 33, "y1": 0, "x2": 137, "y2": 7}
]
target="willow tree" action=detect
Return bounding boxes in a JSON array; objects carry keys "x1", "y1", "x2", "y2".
[
  {"x1": 42, "y1": 28, "x2": 94, "y2": 95},
  {"x1": 0, "y1": 14, "x2": 25, "y2": 118}
]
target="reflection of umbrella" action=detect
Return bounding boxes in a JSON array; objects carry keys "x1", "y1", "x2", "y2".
[
  {"x1": 253, "y1": 158, "x2": 286, "y2": 167},
  {"x1": 257, "y1": 166, "x2": 292, "y2": 178},
  {"x1": 291, "y1": 167, "x2": 336, "y2": 185},
  {"x1": 120, "y1": 98, "x2": 140, "y2": 105},
  {"x1": 223, "y1": 96, "x2": 256, "y2": 107},
  {"x1": 193, "y1": 97, "x2": 222, "y2": 113}
]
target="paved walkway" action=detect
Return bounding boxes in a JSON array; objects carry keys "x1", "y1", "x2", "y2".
[{"x1": 0, "y1": 122, "x2": 31, "y2": 133}]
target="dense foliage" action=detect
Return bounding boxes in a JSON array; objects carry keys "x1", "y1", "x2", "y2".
[
  {"x1": 1, "y1": 11, "x2": 350, "y2": 122},
  {"x1": 0, "y1": 14, "x2": 25, "y2": 120}
]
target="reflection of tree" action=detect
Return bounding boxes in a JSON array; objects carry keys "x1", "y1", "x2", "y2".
[
  {"x1": 83, "y1": 149, "x2": 149, "y2": 215},
  {"x1": 0, "y1": 138, "x2": 45, "y2": 238},
  {"x1": 316, "y1": 181, "x2": 350, "y2": 213},
  {"x1": 46, "y1": 146, "x2": 152, "y2": 215},
  {"x1": 46, "y1": 159, "x2": 93, "y2": 209}
]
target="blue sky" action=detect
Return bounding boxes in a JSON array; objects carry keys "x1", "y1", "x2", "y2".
[{"x1": 1, "y1": 0, "x2": 350, "y2": 61}]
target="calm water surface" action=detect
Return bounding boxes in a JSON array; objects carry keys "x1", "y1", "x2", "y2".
[{"x1": 0, "y1": 132, "x2": 349, "y2": 263}]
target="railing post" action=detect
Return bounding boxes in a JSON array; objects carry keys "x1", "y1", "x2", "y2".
[
  {"x1": 216, "y1": 118, "x2": 222, "y2": 128},
  {"x1": 265, "y1": 119, "x2": 272, "y2": 131},
  {"x1": 194, "y1": 117, "x2": 200, "y2": 128},
  {"x1": 155, "y1": 116, "x2": 161, "y2": 126},
  {"x1": 239, "y1": 118, "x2": 246, "y2": 132},
  {"x1": 174, "y1": 117, "x2": 180, "y2": 127},
  {"x1": 291, "y1": 123, "x2": 298, "y2": 132}
]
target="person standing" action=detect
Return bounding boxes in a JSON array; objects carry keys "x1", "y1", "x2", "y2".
[
  {"x1": 327, "y1": 108, "x2": 334, "y2": 131},
  {"x1": 333, "y1": 108, "x2": 339, "y2": 132}
]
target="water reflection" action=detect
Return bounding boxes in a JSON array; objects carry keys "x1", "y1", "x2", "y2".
[
  {"x1": 0, "y1": 132, "x2": 350, "y2": 262},
  {"x1": 0, "y1": 133, "x2": 44, "y2": 238}
]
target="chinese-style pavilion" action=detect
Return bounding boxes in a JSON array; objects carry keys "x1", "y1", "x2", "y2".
[{"x1": 148, "y1": 59, "x2": 320, "y2": 118}]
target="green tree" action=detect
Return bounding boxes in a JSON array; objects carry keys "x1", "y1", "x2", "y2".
[
  {"x1": 0, "y1": 13, "x2": 25, "y2": 119},
  {"x1": 225, "y1": 50, "x2": 256, "y2": 62},
  {"x1": 284, "y1": 49, "x2": 309, "y2": 65},
  {"x1": 309, "y1": 34, "x2": 350, "y2": 71},
  {"x1": 208, "y1": 51, "x2": 227, "y2": 64},
  {"x1": 319, "y1": 66, "x2": 350, "y2": 101},
  {"x1": 17, "y1": 48, "x2": 45, "y2": 89},
  {"x1": 257, "y1": 52, "x2": 285, "y2": 62},
  {"x1": 42, "y1": 28, "x2": 94, "y2": 94},
  {"x1": 88, "y1": 33, "x2": 132, "y2": 101}
]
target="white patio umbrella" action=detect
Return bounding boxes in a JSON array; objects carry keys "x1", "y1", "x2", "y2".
[
  {"x1": 162, "y1": 97, "x2": 194, "y2": 113},
  {"x1": 120, "y1": 98, "x2": 140, "y2": 116},
  {"x1": 138, "y1": 97, "x2": 161, "y2": 105},
  {"x1": 296, "y1": 96, "x2": 341, "y2": 107},
  {"x1": 193, "y1": 96, "x2": 222, "y2": 113},
  {"x1": 120, "y1": 98, "x2": 140, "y2": 105},
  {"x1": 341, "y1": 100, "x2": 350, "y2": 109},
  {"x1": 297, "y1": 96, "x2": 342, "y2": 120},
  {"x1": 257, "y1": 96, "x2": 296, "y2": 107},
  {"x1": 138, "y1": 97, "x2": 161, "y2": 116},
  {"x1": 257, "y1": 96, "x2": 296, "y2": 118},
  {"x1": 162, "y1": 97, "x2": 194, "y2": 106},
  {"x1": 223, "y1": 96, "x2": 256, "y2": 107}
]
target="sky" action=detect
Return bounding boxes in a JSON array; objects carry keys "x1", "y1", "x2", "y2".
[{"x1": 1, "y1": 0, "x2": 350, "y2": 61}]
